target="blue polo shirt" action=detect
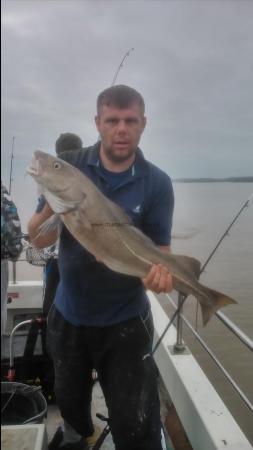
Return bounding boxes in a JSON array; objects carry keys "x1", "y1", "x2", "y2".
[{"x1": 37, "y1": 142, "x2": 174, "y2": 326}]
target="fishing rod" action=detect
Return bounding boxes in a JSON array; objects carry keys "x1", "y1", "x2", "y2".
[
  {"x1": 97, "y1": 48, "x2": 134, "y2": 142},
  {"x1": 152, "y1": 192, "x2": 253, "y2": 355},
  {"x1": 111, "y1": 47, "x2": 134, "y2": 86},
  {"x1": 8, "y1": 136, "x2": 15, "y2": 195}
]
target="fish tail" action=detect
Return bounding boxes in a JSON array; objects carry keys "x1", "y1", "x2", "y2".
[{"x1": 198, "y1": 287, "x2": 237, "y2": 326}]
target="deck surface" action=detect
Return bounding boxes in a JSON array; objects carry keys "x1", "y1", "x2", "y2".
[
  {"x1": 46, "y1": 381, "x2": 170, "y2": 449},
  {"x1": 1, "y1": 424, "x2": 46, "y2": 450},
  {"x1": 46, "y1": 382, "x2": 114, "y2": 449}
]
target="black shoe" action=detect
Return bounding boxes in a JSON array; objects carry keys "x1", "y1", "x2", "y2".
[{"x1": 48, "y1": 426, "x2": 86, "y2": 450}]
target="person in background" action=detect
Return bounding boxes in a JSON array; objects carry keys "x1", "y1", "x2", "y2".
[
  {"x1": 28, "y1": 85, "x2": 174, "y2": 450},
  {"x1": 41, "y1": 133, "x2": 83, "y2": 316},
  {"x1": 1, "y1": 182, "x2": 23, "y2": 335},
  {"x1": 55, "y1": 133, "x2": 83, "y2": 158}
]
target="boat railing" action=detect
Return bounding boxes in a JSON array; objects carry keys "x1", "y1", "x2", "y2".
[
  {"x1": 165, "y1": 292, "x2": 253, "y2": 413},
  {"x1": 159, "y1": 194, "x2": 253, "y2": 416},
  {"x1": 9, "y1": 233, "x2": 57, "y2": 285},
  {"x1": 8, "y1": 237, "x2": 253, "y2": 414}
]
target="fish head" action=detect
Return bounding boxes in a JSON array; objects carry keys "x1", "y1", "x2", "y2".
[
  {"x1": 27, "y1": 150, "x2": 86, "y2": 212},
  {"x1": 27, "y1": 150, "x2": 74, "y2": 190}
]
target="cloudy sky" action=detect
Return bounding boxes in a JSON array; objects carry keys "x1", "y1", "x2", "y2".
[{"x1": 1, "y1": 0, "x2": 253, "y2": 227}]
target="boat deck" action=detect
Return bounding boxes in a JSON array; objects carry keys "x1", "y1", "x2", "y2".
[
  {"x1": 45, "y1": 380, "x2": 172, "y2": 449},
  {"x1": 2, "y1": 282, "x2": 252, "y2": 449},
  {"x1": 46, "y1": 382, "x2": 115, "y2": 449}
]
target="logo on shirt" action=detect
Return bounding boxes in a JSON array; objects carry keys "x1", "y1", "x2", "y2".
[{"x1": 132, "y1": 204, "x2": 141, "y2": 214}]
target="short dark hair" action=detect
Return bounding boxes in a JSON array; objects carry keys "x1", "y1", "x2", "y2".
[
  {"x1": 97, "y1": 85, "x2": 145, "y2": 115},
  {"x1": 55, "y1": 133, "x2": 83, "y2": 155}
]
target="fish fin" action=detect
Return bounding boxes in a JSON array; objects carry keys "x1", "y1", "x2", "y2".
[
  {"x1": 198, "y1": 287, "x2": 237, "y2": 326},
  {"x1": 45, "y1": 190, "x2": 80, "y2": 214},
  {"x1": 173, "y1": 255, "x2": 201, "y2": 280},
  {"x1": 38, "y1": 214, "x2": 62, "y2": 235}
]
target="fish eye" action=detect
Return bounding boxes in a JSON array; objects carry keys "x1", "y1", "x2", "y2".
[{"x1": 53, "y1": 161, "x2": 62, "y2": 170}]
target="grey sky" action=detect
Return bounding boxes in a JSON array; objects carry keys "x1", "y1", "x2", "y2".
[{"x1": 1, "y1": 0, "x2": 253, "y2": 228}]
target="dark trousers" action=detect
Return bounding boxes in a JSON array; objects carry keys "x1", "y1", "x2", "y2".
[
  {"x1": 43, "y1": 259, "x2": 60, "y2": 316},
  {"x1": 47, "y1": 305, "x2": 162, "y2": 450}
]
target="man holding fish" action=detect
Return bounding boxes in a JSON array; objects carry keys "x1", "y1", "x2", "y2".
[
  {"x1": 27, "y1": 85, "x2": 235, "y2": 450},
  {"x1": 28, "y1": 85, "x2": 173, "y2": 449}
]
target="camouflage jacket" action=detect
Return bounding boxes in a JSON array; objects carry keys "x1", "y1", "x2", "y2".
[{"x1": 1, "y1": 183, "x2": 23, "y2": 260}]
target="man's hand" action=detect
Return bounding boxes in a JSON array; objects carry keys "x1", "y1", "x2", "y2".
[
  {"x1": 142, "y1": 264, "x2": 173, "y2": 294},
  {"x1": 28, "y1": 202, "x2": 58, "y2": 249}
]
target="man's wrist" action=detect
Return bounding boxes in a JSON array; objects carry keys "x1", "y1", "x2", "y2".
[{"x1": 42, "y1": 202, "x2": 54, "y2": 218}]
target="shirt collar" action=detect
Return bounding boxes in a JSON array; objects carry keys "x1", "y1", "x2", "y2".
[{"x1": 87, "y1": 141, "x2": 149, "y2": 178}]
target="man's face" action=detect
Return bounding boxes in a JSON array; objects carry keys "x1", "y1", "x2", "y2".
[{"x1": 95, "y1": 102, "x2": 146, "y2": 163}]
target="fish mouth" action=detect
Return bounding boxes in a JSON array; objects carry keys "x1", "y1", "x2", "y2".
[
  {"x1": 26, "y1": 166, "x2": 38, "y2": 176},
  {"x1": 26, "y1": 155, "x2": 41, "y2": 177}
]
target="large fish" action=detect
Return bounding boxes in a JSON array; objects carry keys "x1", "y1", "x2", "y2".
[{"x1": 27, "y1": 150, "x2": 237, "y2": 325}]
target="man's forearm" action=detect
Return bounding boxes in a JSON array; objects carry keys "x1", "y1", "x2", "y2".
[{"x1": 28, "y1": 203, "x2": 58, "y2": 249}]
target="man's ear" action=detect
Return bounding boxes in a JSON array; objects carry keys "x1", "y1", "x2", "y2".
[
  {"x1": 142, "y1": 116, "x2": 147, "y2": 132},
  {"x1": 95, "y1": 115, "x2": 100, "y2": 131}
]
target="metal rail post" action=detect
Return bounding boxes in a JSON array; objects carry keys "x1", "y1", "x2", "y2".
[{"x1": 173, "y1": 293, "x2": 186, "y2": 353}]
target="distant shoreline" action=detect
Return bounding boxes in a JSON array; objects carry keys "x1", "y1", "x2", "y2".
[{"x1": 173, "y1": 177, "x2": 253, "y2": 183}]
